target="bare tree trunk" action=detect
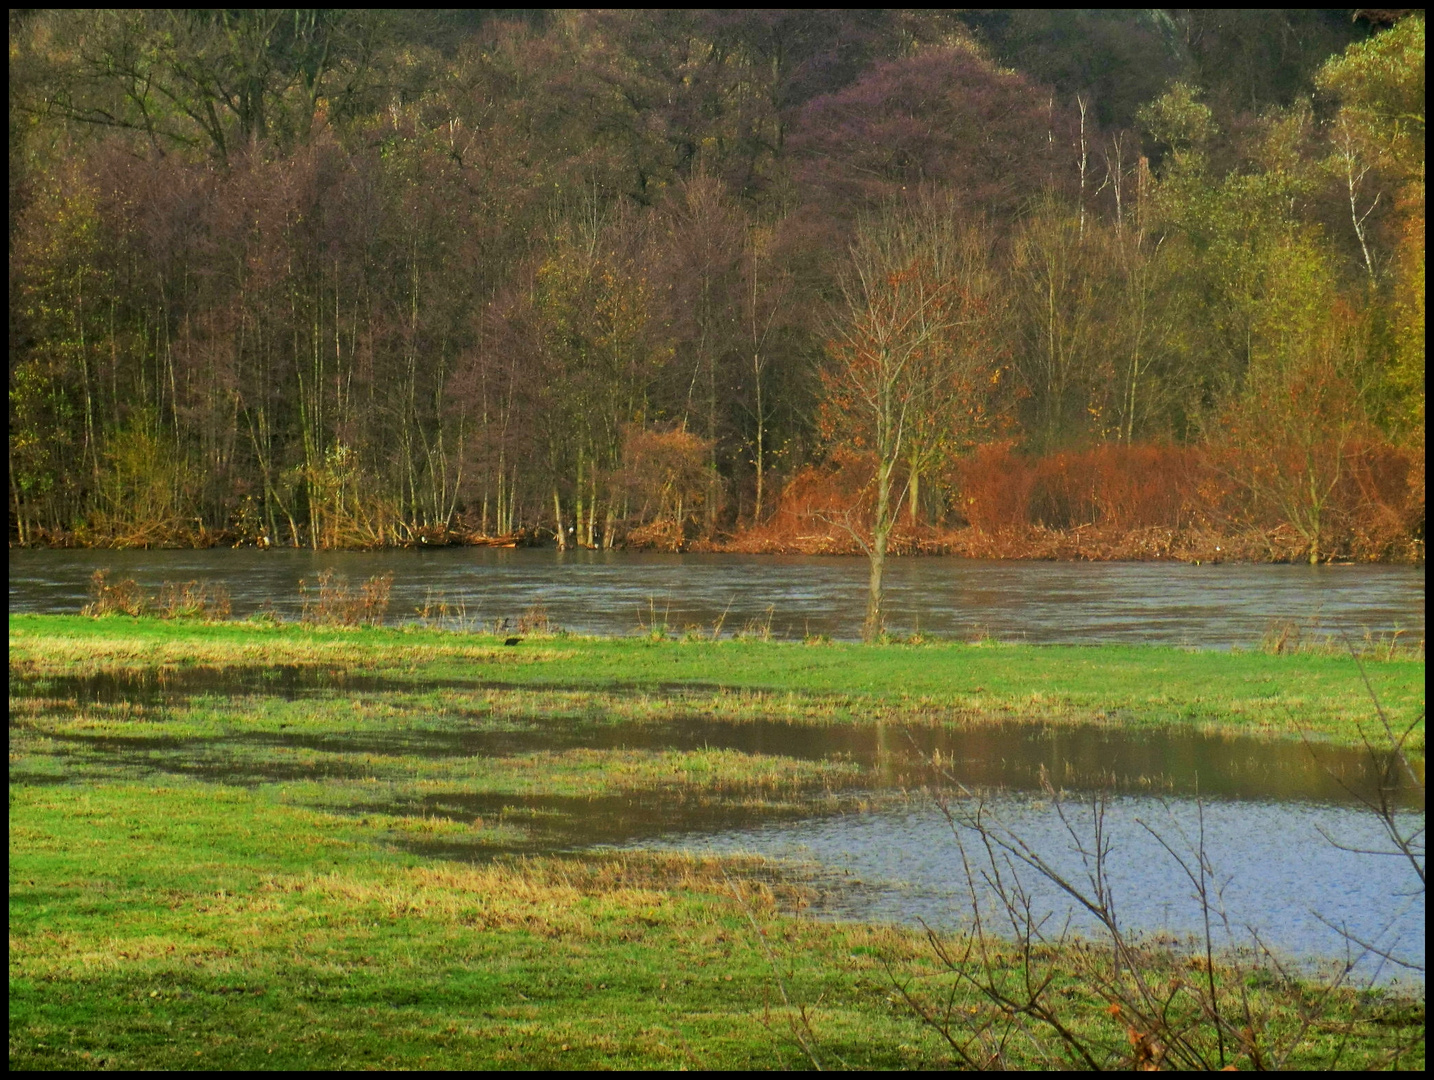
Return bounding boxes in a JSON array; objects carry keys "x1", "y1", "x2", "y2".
[
  {"x1": 753, "y1": 350, "x2": 766, "y2": 522},
  {"x1": 552, "y1": 488, "x2": 566, "y2": 551},
  {"x1": 574, "y1": 453, "x2": 585, "y2": 548},
  {"x1": 865, "y1": 542, "x2": 887, "y2": 642},
  {"x1": 507, "y1": 467, "x2": 517, "y2": 535},
  {"x1": 10, "y1": 443, "x2": 29, "y2": 545},
  {"x1": 865, "y1": 458, "x2": 894, "y2": 642},
  {"x1": 909, "y1": 453, "x2": 921, "y2": 525},
  {"x1": 587, "y1": 467, "x2": 599, "y2": 547}
]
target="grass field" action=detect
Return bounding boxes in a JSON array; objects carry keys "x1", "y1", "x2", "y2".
[
  {"x1": 9, "y1": 615, "x2": 1425, "y2": 1069},
  {"x1": 9, "y1": 614, "x2": 1426, "y2": 748}
]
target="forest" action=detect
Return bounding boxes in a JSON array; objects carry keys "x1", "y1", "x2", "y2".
[{"x1": 7, "y1": 9, "x2": 1425, "y2": 564}]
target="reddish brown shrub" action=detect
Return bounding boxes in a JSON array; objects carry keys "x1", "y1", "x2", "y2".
[
  {"x1": 720, "y1": 448, "x2": 877, "y2": 551},
  {"x1": 770, "y1": 449, "x2": 875, "y2": 534},
  {"x1": 953, "y1": 442, "x2": 1036, "y2": 531},
  {"x1": 955, "y1": 442, "x2": 1206, "y2": 532},
  {"x1": 1329, "y1": 440, "x2": 1425, "y2": 558},
  {"x1": 617, "y1": 425, "x2": 715, "y2": 549},
  {"x1": 1094, "y1": 444, "x2": 1204, "y2": 529}
]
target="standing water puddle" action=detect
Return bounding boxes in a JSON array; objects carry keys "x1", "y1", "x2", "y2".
[{"x1": 624, "y1": 790, "x2": 1425, "y2": 983}]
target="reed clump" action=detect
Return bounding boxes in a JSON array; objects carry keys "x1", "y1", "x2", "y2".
[
  {"x1": 154, "y1": 579, "x2": 232, "y2": 620},
  {"x1": 80, "y1": 570, "x2": 230, "y2": 620},
  {"x1": 1260, "y1": 620, "x2": 1424, "y2": 661},
  {"x1": 516, "y1": 602, "x2": 559, "y2": 636},
  {"x1": 80, "y1": 570, "x2": 148, "y2": 617},
  {"x1": 298, "y1": 569, "x2": 393, "y2": 627}
]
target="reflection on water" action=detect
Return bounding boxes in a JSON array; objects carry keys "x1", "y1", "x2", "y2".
[
  {"x1": 627, "y1": 792, "x2": 1426, "y2": 982},
  {"x1": 11, "y1": 668, "x2": 1423, "y2": 807},
  {"x1": 8, "y1": 547, "x2": 1425, "y2": 646}
]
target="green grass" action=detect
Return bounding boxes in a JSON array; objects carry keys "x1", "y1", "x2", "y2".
[
  {"x1": 10, "y1": 780, "x2": 1422, "y2": 1071},
  {"x1": 9, "y1": 781, "x2": 938, "y2": 1069},
  {"x1": 9, "y1": 614, "x2": 1425, "y2": 749},
  {"x1": 9, "y1": 615, "x2": 1426, "y2": 1069}
]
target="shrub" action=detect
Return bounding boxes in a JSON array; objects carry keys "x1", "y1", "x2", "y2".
[
  {"x1": 955, "y1": 442, "x2": 1204, "y2": 531},
  {"x1": 299, "y1": 569, "x2": 392, "y2": 626},
  {"x1": 617, "y1": 425, "x2": 717, "y2": 550},
  {"x1": 80, "y1": 569, "x2": 147, "y2": 616}
]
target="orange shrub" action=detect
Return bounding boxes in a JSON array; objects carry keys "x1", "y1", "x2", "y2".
[
  {"x1": 957, "y1": 442, "x2": 1207, "y2": 531},
  {"x1": 952, "y1": 442, "x2": 1035, "y2": 531},
  {"x1": 774, "y1": 447, "x2": 871, "y2": 530},
  {"x1": 1329, "y1": 439, "x2": 1424, "y2": 557},
  {"x1": 616, "y1": 425, "x2": 715, "y2": 548}
]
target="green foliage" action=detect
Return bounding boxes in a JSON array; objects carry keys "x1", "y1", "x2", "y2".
[
  {"x1": 1316, "y1": 16, "x2": 1426, "y2": 437},
  {"x1": 91, "y1": 418, "x2": 197, "y2": 544},
  {"x1": 1316, "y1": 16, "x2": 1425, "y2": 175},
  {"x1": 1138, "y1": 82, "x2": 1215, "y2": 158}
]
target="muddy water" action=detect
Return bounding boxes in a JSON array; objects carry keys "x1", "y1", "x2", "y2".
[
  {"x1": 11, "y1": 668, "x2": 1423, "y2": 807},
  {"x1": 8, "y1": 548, "x2": 1424, "y2": 645}
]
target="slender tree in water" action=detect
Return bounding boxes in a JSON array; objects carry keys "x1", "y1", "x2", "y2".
[{"x1": 823, "y1": 202, "x2": 997, "y2": 640}]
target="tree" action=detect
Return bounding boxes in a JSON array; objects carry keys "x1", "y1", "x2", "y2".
[
  {"x1": 1010, "y1": 204, "x2": 1105, "y2": 450},
  {"x1": 1314, "y1": 15, "x2": 1424, "y2": 178},
  {"x1": 737, "y1": 219, "x2": 794, "y2": 523},
  {"x1": 1219, "y1": 304, "x2": 1372, "y2": 564},
  {"x1": 791, "y1": 43, "x2": 1060, "y2": 224},
  {"x1": 1316, "y1": 15, "x2": 1425, "y2": 433},
  {"x1": 531, "y1": 202, "x2": 665, "y2": 549},
  {"x1": 23, "y1": 9, "x2": 398, "y2": 165},
  {"x1": 655, "y1": 174, "x2": 744, "y2": 537},
  {"x1": 822, "y1": 203, "x2": 979, "y2": 640}
]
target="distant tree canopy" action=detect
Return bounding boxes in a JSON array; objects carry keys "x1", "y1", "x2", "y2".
[{"x1": 8, "y1": 9, "x2": 1423, "y2": 560}]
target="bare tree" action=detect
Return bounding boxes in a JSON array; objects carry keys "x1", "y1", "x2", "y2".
[{"x1": 822, "y1": 201, "x2": 994, "y2": 640}]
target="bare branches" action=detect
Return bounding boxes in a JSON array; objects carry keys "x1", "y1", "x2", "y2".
[
  {"x1": 892, "y1": 732, "x2": 1424, "y2": 1071},
  {"x1": 822, "y1": 200, "x2": 1001, "y2": 639}
]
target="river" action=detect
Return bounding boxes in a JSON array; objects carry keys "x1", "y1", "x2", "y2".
[{"x1": 7, "y1": 548, "x2": 1425, "y2": 646}]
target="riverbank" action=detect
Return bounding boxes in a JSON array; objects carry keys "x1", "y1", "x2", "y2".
[
  {"x1": 11, "y1": 521, "x2": 1425, "y2": 564},
  {"x1": 706, "y1": 521, "x2": 1426, "y2": 564},
  {"x1": 9, "y1": 616, "x2": 1425, "y2": 1068}
]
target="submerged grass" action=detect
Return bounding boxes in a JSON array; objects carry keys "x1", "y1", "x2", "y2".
[{"x1": 9, "y1": 615, "x2": 1425, "y2": 1068}]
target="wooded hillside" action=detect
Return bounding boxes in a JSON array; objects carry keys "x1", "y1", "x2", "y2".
[{"x1": 8, "y1": 10, "x2": 1424, "y2": 561}]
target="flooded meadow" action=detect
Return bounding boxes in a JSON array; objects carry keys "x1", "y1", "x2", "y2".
[{"x1": 11, "y1": 651, "x2": 1424, "y2": 982}]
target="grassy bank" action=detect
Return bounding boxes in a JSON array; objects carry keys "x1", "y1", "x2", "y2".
[
  {"x1": 10, "y1": 615, "x2": 1425, "y2": 1068},
  {"x1": 8, "y1": 614, "x2": 1425, "y2": 749}
]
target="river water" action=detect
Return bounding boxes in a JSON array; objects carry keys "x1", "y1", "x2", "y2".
[{"x1": 7, "y1": 548, "x2": 1425, "y2": 646}]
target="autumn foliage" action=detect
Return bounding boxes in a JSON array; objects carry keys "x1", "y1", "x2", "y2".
[
  {"x1": 730, "y1": 438, "x2": 1422, "y2": 563},
  {"x1": 7, "y1": 11, "x2": 1425, "y2": 562}
]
